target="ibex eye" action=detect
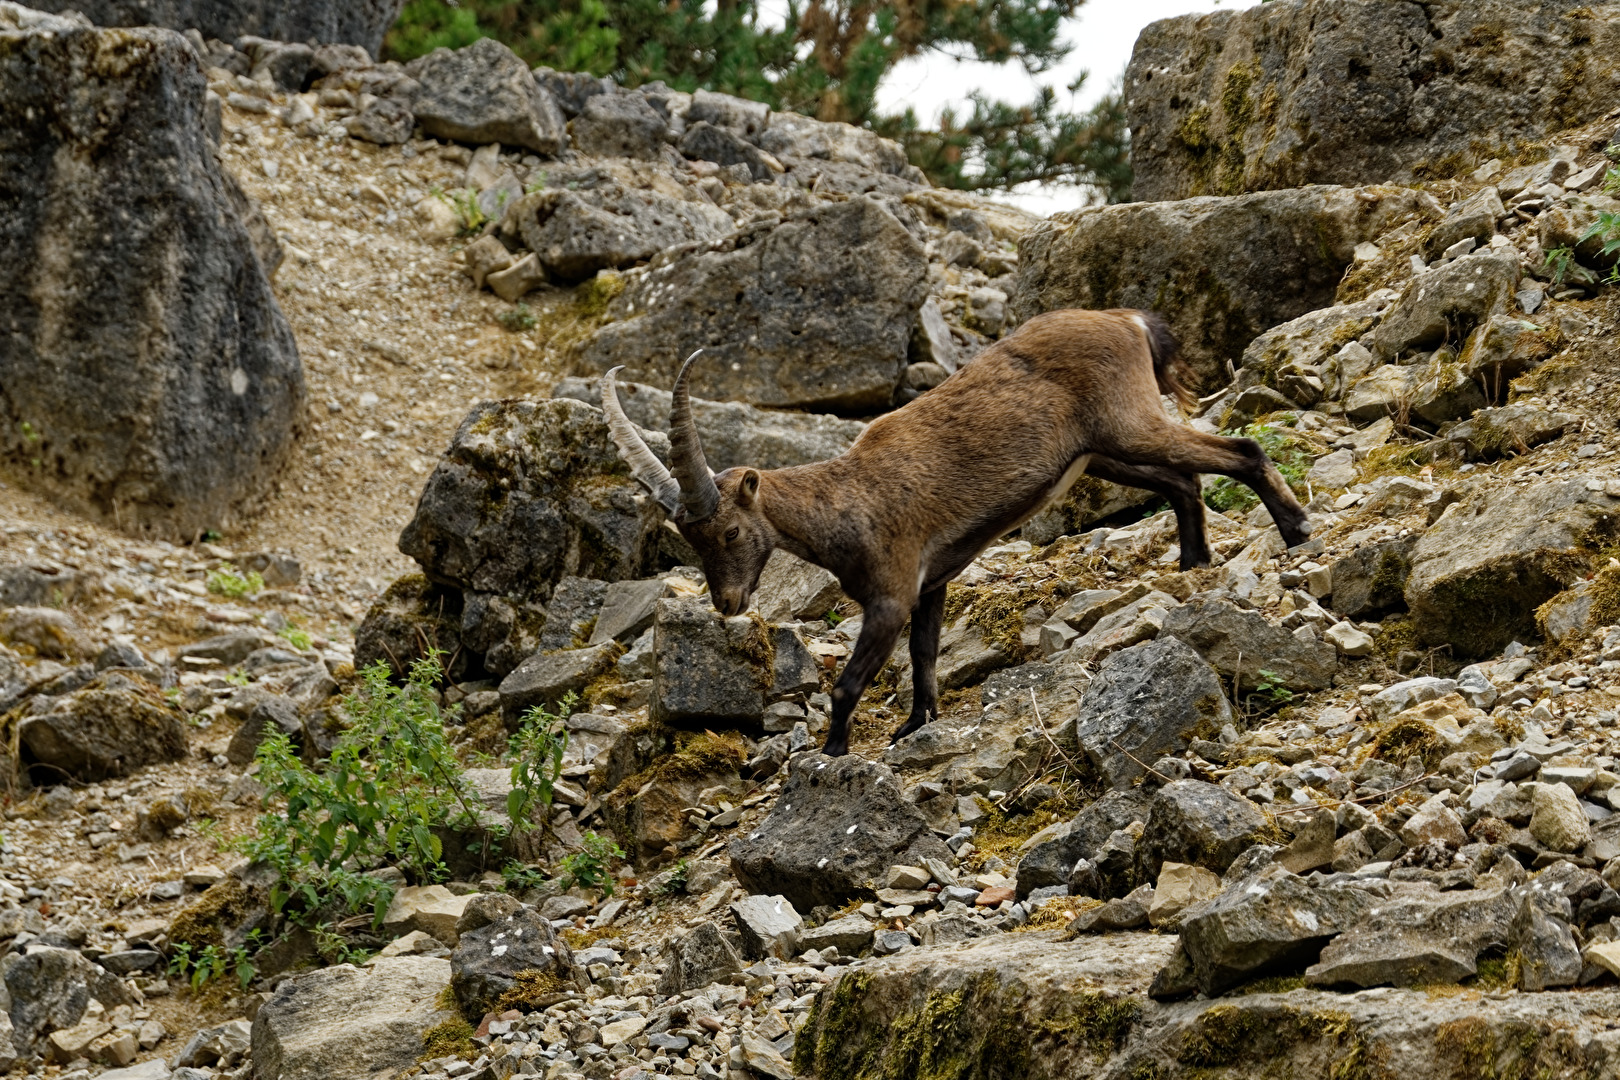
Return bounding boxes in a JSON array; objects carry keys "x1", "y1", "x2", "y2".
[{"x1": 725, "y1": 527, "x2": 740, "y2": 542}]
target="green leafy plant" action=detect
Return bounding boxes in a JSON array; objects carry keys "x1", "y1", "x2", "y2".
[
  {"x1": 656, "y1": 857, "x2": 691, "y2": 896},
  {"x1": 279, "y1": 625, "x2": 314, "y2": 651},
  {"x1": 501, "y1": 862, "x2": 553, "y2": 892},
  {"x1": 505, "y1": 701, "x2": 570, "y2": 831},
  {"x1": 435, "y1": 186, "x2": 489, "y2": 235},
  {"x1": 1203, "y1": 424, "x2": 1313, "y2": 513},
  {"x1": 498, "y1": 304, "x2": 538, "y2": 332},
  {"x1": 312, "y1": 922, "x2": 374, "y2": 967},
  {"x1": 1254, "y1": 669, "x2": 1294, "y2": 705},
  {"x1": 169, "y1": 931, "x2": 261, "y2": 991},
  {"x1": 1545, "y1": 245, "x2": 1575, "y2": 289},
  {"x1": 206, "y1": 562, "x2": 264, "y2": 599},
  {"x1": 226, "y1": 669, "x2": 250, "y2": 687},
  {"x1": 233, "y1": 654, "x2": 494, "y2": 927},
  {"x1": 1578, "y1": 212, "x2": 1620, "y2": 284},
  {"x1": 558, "y1": 831, "x2": 625, "y2": 897}
]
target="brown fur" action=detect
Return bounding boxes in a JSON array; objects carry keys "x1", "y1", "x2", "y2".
[{"x1": 671, "y1": 308, "x2": 1310, "y2": 756}]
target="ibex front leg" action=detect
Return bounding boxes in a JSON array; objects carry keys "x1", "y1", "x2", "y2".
[
  {"x1": 891, "y1": 585, "x2": 946, "y2": 744},
  {"x1": 822, "y1": 598, "x2": 908, "y2": 757}
]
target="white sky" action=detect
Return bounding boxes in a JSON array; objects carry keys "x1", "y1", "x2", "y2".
[{"x1": 868, "y1": 0, "x2": 1264, "y2": 214}]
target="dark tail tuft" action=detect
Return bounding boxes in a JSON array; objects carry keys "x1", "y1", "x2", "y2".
[{"x1": 1140, "y1": 310, "x2": 1196, "y2": 413}]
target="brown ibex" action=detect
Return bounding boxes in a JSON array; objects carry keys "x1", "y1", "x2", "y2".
[{"x1": 601, "y1": 308, "x2": 1310, "y2": 756}]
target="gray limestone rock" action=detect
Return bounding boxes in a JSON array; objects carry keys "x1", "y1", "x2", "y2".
[
  {"x1": 1010, "y1": 184, "x2": 1438, "y2": 389},
  {"x1": 569, "y1": 91, "x2": 668, "y2": 160},
  {"x1": 1074, "y1": 638, "x2": 1233, "y2": 790},
  {"x1": 504, "y1": 183, "x2": 734, "y2": 282},
  {"x1": 657, "y1": 921, "x2": 744, "y2": 995},
  {"x1": 570, "y1": 199, "x2": 929, "y2": 411},
  {"x1": 1136, "y1": 780, "x2": 1268, "y2": 881},
  {"x1": 1160, "y1": 598, "x2": 1337, "y2": 694},
  {"x1": 730, "y1": 753, "x2": 952, "y2": 911},
  {"x1": 1306, "y1": 884, "x2": 1518, "y2": 988},
  {"x1": 405, "y1": 38, "x2": 567, "y2": 153},
  {"x1": 19, "y1": 676, "x2": 188, "y2": 783},
  {"x1": 399, "y1": 398, "x2": 668, "y2": 597},
  {"x1": 24, "y1": 0, "x2": 402, "y2": 51},
  {"x1": 1327, "y1": 536, "x2": 1414, "y2": 619},
  {"x1": 250, "y1": 956, "x2": 452, "y2": 1080},
  {"x1": 1124, "y1": 0, "x2": 1620, "y2": 201},
  {"x1": 1016, "y1": 790, "x2": 1151, "y2": 899},
  {"x1": 1372, "y1": 252, "x2": 1521, "y2": 359},
  {"x1": 650, "y1": 598, "x2": 773, "y2": 726},
  {"x1": 729, "y1": 894, "x2": 803, "y2": 960},
  {"x1": 0, "y1": 6, "x2": 304, "y2": 539},
  {"x1": 450, "y1": 907, "x2": 577, "y2": 1017}
]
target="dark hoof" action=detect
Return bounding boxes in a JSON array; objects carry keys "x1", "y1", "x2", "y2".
[
  {"x1": 1179, "y1": 552, "x2": 1212, "y2": 571},
  {"x1": 821, "y1": 739, "x2": 850, "y2": 757}
]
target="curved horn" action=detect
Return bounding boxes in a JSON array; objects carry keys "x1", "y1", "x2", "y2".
[
  {"x1": 670, "y1": 349, "x2": 720, "y2": 521},
  {"x1": 600, "y1": 366, "x2": 681, "y2": 516}
]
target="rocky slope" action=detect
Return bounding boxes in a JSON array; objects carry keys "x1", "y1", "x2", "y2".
[{"x1": 5, "y1": 3, "x2": 1620, "y2": 1080}]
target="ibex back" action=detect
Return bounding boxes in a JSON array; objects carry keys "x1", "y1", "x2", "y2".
[{"x1": 602, "y1": 308, "x2": 1310, "y2": 756}]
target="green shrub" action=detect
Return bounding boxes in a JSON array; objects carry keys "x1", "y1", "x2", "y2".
[
  {"x1": 1203, "y1": 423, "x2": 1313, "y2": 513},
  {"x1": 206, "y1": 562, "x2": 263, "y2": 599},
  {"x1": 559, "y1": 832, "x2": 625, "y2": 897}
]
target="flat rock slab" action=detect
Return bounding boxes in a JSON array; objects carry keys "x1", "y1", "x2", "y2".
[
  {"x1": 250, "y1": 956, "x2": 452, "y2": 1080},
  {"x1": 796, "y1": 932, "x2": 1620, "y2": 1079}
]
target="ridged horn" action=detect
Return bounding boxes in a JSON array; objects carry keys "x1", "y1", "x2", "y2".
[
  {"x1": 670, "y1": 349, "x2": 720, "y2": 521},
  {"x1": 600, "y1": 366, "x2": 681, "y2": 516}
]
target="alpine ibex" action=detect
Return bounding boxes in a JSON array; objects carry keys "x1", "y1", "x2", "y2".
[{"x1": 601, "y1": 308, "x2": 1310, "y2": 756}]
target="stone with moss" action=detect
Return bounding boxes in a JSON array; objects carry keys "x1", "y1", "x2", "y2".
[
  {"x1": 448, "y1": 905, "x2": 578, "y2": 1019},
  {"x1": 602, "y1": 730, "x2": 746, "y2": 863}
]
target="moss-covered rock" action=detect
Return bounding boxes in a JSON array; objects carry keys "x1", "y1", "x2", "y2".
[
  {"x1": 1126, "y1": 0, "x2": 1620, "y2": 201},
  {"x1": 1010, "y1": 185, "x2": 1438, "y2": 390}
]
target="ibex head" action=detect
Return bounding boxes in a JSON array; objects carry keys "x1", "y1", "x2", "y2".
[{"x1": 601, "y1": 352, "x2": 777, "y2": 616}]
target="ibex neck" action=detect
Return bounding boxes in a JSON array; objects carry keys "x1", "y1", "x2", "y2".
[{"x1": 758, "y1": 463, "x2": 854, "y2": 574}]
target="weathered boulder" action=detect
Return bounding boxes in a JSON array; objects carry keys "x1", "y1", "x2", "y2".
[
  {"x1": 730, "y1": 894, "x2": 802, "y2": 960},
  {"x1": 1305, "y1": 884, "x2": 1517, "y2": 989},
  {"x1": 1405, "y1": 479, "x2": 1617, "y2": 658},
  {"x1": 381, "y1": 885, "x2": 475, "y2": 947},
  {"x1": 19, "y1": 675, "x2": 188, "y2": 782},
  {"x1": 1327, "y1": 536, "x2": 1413, "y2": 618},
  {"x1": 752, "y1": 550, "x2": 845, "y2": 624},
  {"x1": 504, "y1": 184, "x2": 733, "y2": 282},
  {"x1": 730, "y1": 754, "x2": 952, "y2": 910},
  {"x1": 1511, "y1": 889, "x2": 1582, "y2": 991},
  {"x1": 758, "y1": 112, "x2": 912, "y2": 176},
  {"x1": 449, "y1": 906, "x2": 577, "y2": 1018},
  {"x1": 1175, "y1": 865, "x2": 1375, "y2": 994},
  {"x1": 1160, "y1": 598, "x2": 1337, "y2": 694},
  {"x1": 399, "y1": 398, "x2": 667, "y2": 597},
  {"x1": 24, "y1": 0, "x2": 402, "y2": 51},
  {"x1": 1074, "y1": 638, "x2": 1232, "y2": 790},
  {"x1": 1447, "y1": 404, "x2": 1578, "y2": 462},
  {"x1": 1010, "y1": 185, "x2": 1437, "y2": 387},
  {"x1": 799, "y1": 914, "x2": 876, "y2": 954},
  {"x1": 678, "y1": 120, "x2": 775, "y2": 180},
  {"x1": 1136, "y1": 780, "x2": 1268, "y2": 881},
  {"x1": 1371, "y1": 251, "x2": 1520, "y2": 359},
  {"x1": 602, "y1": 732, "x2": 745, "y2": 863},
  {"x1": 569, "y1": 199, "x2": 929, "y2": 411},
  {"x1": 224, "y1": 694, "x2": 302, "y2": 765},
  {"x1": 568, "y1": 91, "x2": 668, "y2": 160},
  {"x1": 404, "y1": 39, "x2": 566, "y2": 153},
  {"x1": 0, "y1": 5, "x2": 304, "y2": 539},
  {"x1": 250, "y1": 956, "x2": 452, "y2": 1080},
  {"x1": 650, "y1": 598, "x2": 810, "y2": 726},
  {"x1": 657, "y1": 921, "x2": 744, "y2": 995},
  {"x1": 353, "y1": 575, "x2": 471, "y2": 681},
  {"x1": 5, "y1": 946, "x2": 134, "y2": 1054},
  {"x1": 1237, "y1": 293, "x2": 1393, "y2": 405},
  {"x1": 1015, "y1": 789, "x2": 1151, "y2": 899},
  {"x1": 553, "y1": 376, "x2": 867, "y2": 472},
  {"x1": 1125, "y1": 0, "x2": 1620, "y2": 201}
]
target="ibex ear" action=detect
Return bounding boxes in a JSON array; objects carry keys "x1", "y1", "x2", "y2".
[{"x1": 737, "y1": 469, "x2": 761, "y2": 508}]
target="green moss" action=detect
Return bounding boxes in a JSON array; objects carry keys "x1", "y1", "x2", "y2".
[
  {"x1": 419, "y1": 1017, "x2": 475, "y2": 1060},
  {"x1": 495, "y1": 968, "x2": 571, "y2": 1012},
  {"x1": 610, "y1": 730, "x2": 747, "y2": 799},
  {"x1": 1179, "y1": 1004, "x2": 1363, "y2": 1072},
  {"x1": 168, "y1": 875, "x2": 259, "y2": 951},
  {"x1": 1036, "y1": 991, "x2": 1143, "y2": 1060}
]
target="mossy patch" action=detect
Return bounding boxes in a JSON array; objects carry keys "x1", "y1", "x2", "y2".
[
  {"x1": 1178, "y1": 1003, "x2": 1361, "y2": 1070},
  {"x1": 419, "y1": 1016, "x2": 475, "y2": 1060},
  {"x1": 168, "y1": 875, "x2": 259, "y2": 951},
  {"x1": 495, "y1": 967, "x2": 571, "y2": 1012},
  {"x1": 1372, "y1": 716, "x2": 1446, "y2": 770}
]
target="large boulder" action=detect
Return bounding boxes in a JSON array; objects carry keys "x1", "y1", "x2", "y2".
[
  {"x1": 449, "y1": 906, "x2": 578, "y2": 1018},
  {"x1": 603, "y1": 733, "x2": 746, "y2": 863},
  {"x1": 23, "y1": 0, "x2": 403, "y2": 51},
  {"x1": 1160, "y1": 598, "x2": 1337, "y2": 694},
  {"x1": 1136, "y1": 780, "x2": 1268, "y2": 880},
  {"x1": 1015, "y1": 789, "x2": 1151, "y2": 899},
  {"x1": 5, "y1": 946, "x2": 134, "y2": 1055},
  {"x1": 1125, "y1": 0, "x2": 1620, "y2": 201},
  {"x1": 650, "y1": 598, "x2": 813, "y2": 726},
  {"x1": 18, "y1": 675, "x2": 188, "y2": 783},
  {"x1": 567, "y1": 91, "x2": 669, "y2": 160},
  {"x1": 0, "y1": 5, "x2": 304, "y2": 539},
  {"x1": 1305, "y1": 884, "x2": 1518, "y2": 989},
  {"x1": 405, "y1": 39, "x2": 567, "y2": 153},
  {"x1": 1010, "y1": 185, "x2": 1437, "y2": 388},
  {"x1": 503, "y1": 183, "x2": 734, "y2": 282},
  {"x1": 1074, "y1": 638, "x2": 1233, "y2": 790},
  {"x1": 553, "y1": 376, "x2": 867, "y2": 472},
  {"x1": 1371, "y1": 251, "x2": 1520, "y2": 359},
  {"x1": 569, "y1": 199, "x2": 930, "y2": 411},
  {"x1": 730, "y1": 754, "x2": 953, "y2": 911},
  {"x1": 1406, "y1": 479, "x2": 1618, "y2": 658},
  {"x1": 249, "y1": 956, "x2": 452, "y2": 1080},
  {"x1": 398, "y1": 398, "x2": 667, "y2": 597}
]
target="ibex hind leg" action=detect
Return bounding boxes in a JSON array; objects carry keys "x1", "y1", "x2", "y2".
[
  {"x1": 1085, "y1": 456, "x2": 1212, "y2": 568},
  {"x1": 1120, "y1": 430, "x2": 1311, "y2": 550},
  {"x1": 890, "y1": 586, "x2": 946, "y2": 744}
]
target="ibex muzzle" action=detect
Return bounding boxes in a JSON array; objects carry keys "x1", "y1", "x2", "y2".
[{"x1": 603, "y1": 309, "x2": 1310, "y2": 757}]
